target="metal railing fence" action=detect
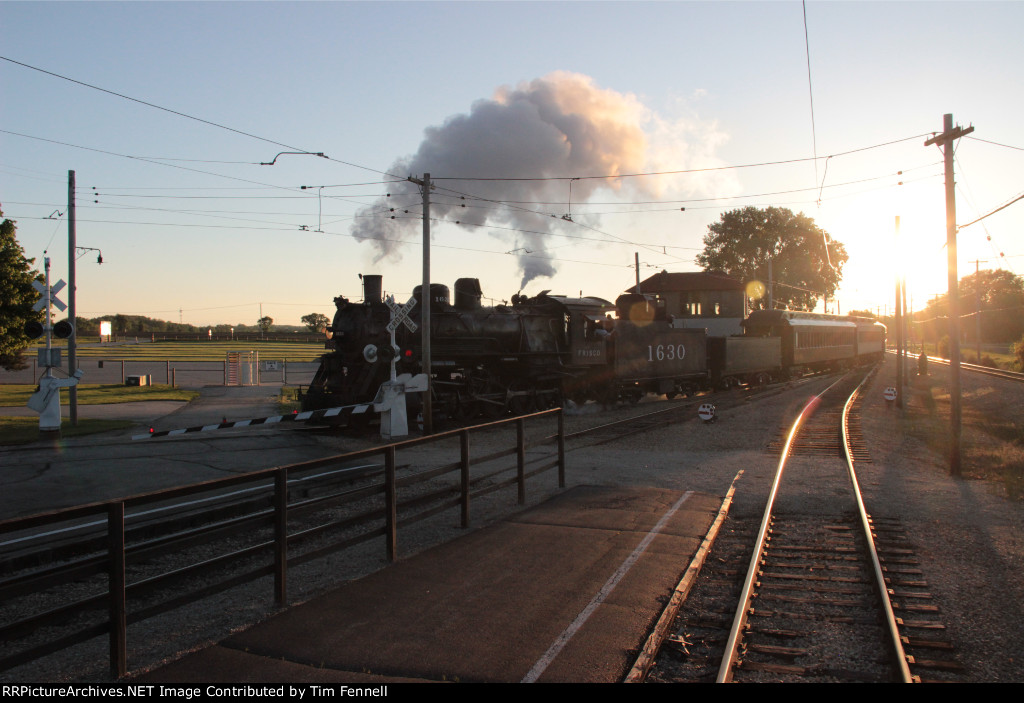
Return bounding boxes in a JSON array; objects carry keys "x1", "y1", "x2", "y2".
[{"x1": 0, "y1": 409, "x2": 565, "y2": 678}]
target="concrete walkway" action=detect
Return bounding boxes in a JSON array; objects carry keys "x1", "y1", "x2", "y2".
[{"x1": 136, "y1": 485, "x2": 719, "y2": 684}]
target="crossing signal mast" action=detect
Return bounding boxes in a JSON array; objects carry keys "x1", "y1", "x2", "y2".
[{"x1": 25, "y1": 256, "x2": 83, "y2": 437}]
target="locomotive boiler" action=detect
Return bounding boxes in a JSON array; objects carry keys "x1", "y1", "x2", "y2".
[
  {"x1": 302, "y1": 273, "x2": 886, "y2": 422},
  {"x1": 301, "y1": 274, "x2": 709, "y2": 417}
]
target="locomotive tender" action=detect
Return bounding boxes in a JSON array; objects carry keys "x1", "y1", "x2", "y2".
[{"x1": 302, "y1": 274, "x2": 885, "y2": 418}]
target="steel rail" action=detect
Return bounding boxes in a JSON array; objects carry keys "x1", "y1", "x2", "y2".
[
  {"x1": 715, "y1": 374, "x2": 847, "y2": 683},
  {"x1": 898, "y1": 351, "x2": 1024, "y2": 383},
  {"x1": 841, "y1": 372, "x2": 915, "y2": 683}
]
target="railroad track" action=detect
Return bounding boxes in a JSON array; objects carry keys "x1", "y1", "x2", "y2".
[
  {"x1": 901, "y1": 352, "x2": 1024, "y2": 384},
  {"x1": 640, "y1": 366, "x2": 964, "y2": 683}
]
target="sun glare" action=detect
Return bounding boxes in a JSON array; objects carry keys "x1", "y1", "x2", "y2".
[{"x1": 829, "y1": 183, "x2": 952, "y2": 316}]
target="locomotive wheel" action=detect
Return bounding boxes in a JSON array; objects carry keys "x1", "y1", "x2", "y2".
[
  {"x1": 507, "y1": 381, "x2": 536, "y2": 415},
  {"x1": 469, "y1": 371, "x2": 506, "y2": 419},
  {"x1": 453, "y1": 393, "x2": 479, "y2": 421},
  {"x1": 754, "y1": 372, "x2": 772, "y2": 387},
  {"x1": 535, "y1": 388, "x2": 560, "y2": 410},
  {"x1": 596, "y1": 385, "x2": 618, "y2": 407}
]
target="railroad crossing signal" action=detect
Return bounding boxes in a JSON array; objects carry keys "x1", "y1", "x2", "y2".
[
  {"x1": 33, "y1": 279, "x2": 67, "y2": 312},
  {"x1": 385, "y1": 295, "x2": 418, "y2": 333}
]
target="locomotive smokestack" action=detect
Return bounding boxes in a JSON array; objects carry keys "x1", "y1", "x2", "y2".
[{"x1": 362, "y1": 274, "x2": 382, "y2": 304}]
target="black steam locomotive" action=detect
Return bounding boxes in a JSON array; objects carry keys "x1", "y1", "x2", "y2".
[{"x1": 301, "y1": 274, "x2": 886, "y2": 418}]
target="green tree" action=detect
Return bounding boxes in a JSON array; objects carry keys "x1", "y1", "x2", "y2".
[
  {"x1": 0, "y1": 210, "x2": 43, "y2": 370},
  {"x1": 257, "y1": 316, "x2": 274, "y2": 333},
  {"x1": 695, "y1": 206, "x2": 848, "y2": 311},
  {"x1": 923, "y1": 269, "x2": 1024, "y2": 343},
  {"x1": 301, "y1": 312, "x2": 330, "y2": 333}
]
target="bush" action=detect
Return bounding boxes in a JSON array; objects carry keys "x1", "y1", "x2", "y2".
[
  {"x1": 1015, "y1": 335, "x2": 1024, "y2": 371},
  {"x1": 937, "y1": 335, "x2": 950, "y2": 360}
]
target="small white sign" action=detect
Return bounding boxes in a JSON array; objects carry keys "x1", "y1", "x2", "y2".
[
  {"x1": 698, "y1": 402, "x2": 716, "y2": 422},
  {"x1": 884, "y1": 386, "x2": 897, "y2": 402}
]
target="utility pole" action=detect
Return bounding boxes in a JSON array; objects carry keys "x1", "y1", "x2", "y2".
[
  {"x1": 68, "y1": 170, "x2": 78, "y2": 426},
  {"x1": 408, "y1": 173, "x2": 433, "y2": 434},
  {"x1": 924, "y1": 113, "x2": 974, "y2": 478},
  {"x1": 635, "y1": 252, "x2": 641, "y2": 293}
]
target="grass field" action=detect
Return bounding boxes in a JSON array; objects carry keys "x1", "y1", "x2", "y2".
[
  {"x1": 0, "y1": 417, "x2": 135, "y2": 445},
  {"x1": 0, "y1": 384, "x2": 199, "y2": 444},
  {"x1": 915, "y1": 343, "x2": 1020, "y2": 371},
  {"x1": 0, "y1": 384, "x2": 198, "y2": 406},
  {"x1": 30, "y1": 339, "x2": 327, "y2": 362}
]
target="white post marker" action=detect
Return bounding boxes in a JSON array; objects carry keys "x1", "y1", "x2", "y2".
[
  {"x1": 884, "y1": 386, "x2": 897, "y2": 404},
  {"x1": 376, "y1": 295, "x2": 424, "y2": 439},
  {"x1": 28, "y1": 258, "x2": 82, "y2": 435},
  {"x1": 698, "y1": 402, "x2": 717, "y2": 423}
]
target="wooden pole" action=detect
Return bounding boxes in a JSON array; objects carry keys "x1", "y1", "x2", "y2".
[{"x1": 924, "y1": 113, "x2": 974, "y2": 477}]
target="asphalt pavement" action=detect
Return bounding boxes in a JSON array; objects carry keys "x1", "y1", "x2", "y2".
[{"x1": 0, "y1": 384, "x2": 337, "y2": 518}]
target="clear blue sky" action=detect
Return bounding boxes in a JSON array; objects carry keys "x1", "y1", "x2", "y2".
[{"x1": 2, "y1": 1, "x2": 1022, "y2": 326}]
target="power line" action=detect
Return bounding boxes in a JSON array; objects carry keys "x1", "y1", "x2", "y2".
[
  {"x1": 1, "y1": 54, "x2": 395, "y2": 178},
  {"x1": 965, "y1": 136, "x2": 1024, "y2": 152},
  {"x1": 427, "y1": 134, "x2": 932, "y2": 183},
  {"x1": 958, "y1": 191, "x2": 1024, "y2": 231}
]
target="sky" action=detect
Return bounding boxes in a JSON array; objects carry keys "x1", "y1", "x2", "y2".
[{"x1": 2, "y1": 0, "x2": 1022, "y2": 327}]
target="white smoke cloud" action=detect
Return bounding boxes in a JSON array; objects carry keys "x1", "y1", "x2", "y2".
[{"x1": 350, "y1": 72, "x2": 731, "y2": 289}]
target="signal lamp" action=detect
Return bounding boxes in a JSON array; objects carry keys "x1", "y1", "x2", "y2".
[
  {"x1": 53, "y1": 320, "x2": 74, "y2": 339},
  {"x1": 25, "y1": 320, "x2": 44, "y2": 339}
]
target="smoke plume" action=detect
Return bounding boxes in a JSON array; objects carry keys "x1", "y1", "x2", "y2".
[{"x1": 350, "y1": 72, "x2": 703, "y2": 289}]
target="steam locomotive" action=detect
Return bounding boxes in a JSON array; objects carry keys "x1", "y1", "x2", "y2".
[{"x1": 301, "y1": 274, "x2": 885, "y2": 419}]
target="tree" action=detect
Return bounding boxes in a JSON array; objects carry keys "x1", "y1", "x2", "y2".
[
  {"x1": 257, "y1": 316, "x2": 274, "y2": 333},
  {"x1": 301, "y1": 312, "x2": 330, "y2": 334},
  {"x1": 695, "y1": 206, "x2": 848, "y2": 311},
  {"x1": 0, "y1": 210, "x2": 43, "y2": 370},
  {"x1": 923, "y1": 269, "x2": 1024, "y2": 343}
]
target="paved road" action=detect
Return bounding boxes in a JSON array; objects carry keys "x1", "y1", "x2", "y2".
[{"x1": 0, "y1": 384, "x2": 340, "y2": 518}]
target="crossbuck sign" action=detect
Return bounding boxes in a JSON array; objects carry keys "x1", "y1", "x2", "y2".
[
  {"x1": 385, "y1": 295, "x2": 418, "y2": 333},
  {"x1": 33, "y1": 279, "x2": 67, "y2": 312}
]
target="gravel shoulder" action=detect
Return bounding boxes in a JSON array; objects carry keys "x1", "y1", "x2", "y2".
[{"x1": 856, "y1": 358, "x2": 1024, "y2": 682}]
